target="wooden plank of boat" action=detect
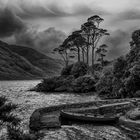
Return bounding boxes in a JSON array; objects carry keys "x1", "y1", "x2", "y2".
[
  {"x1": 60, "y1": 110, "x2": 119, "y2": 124},
  {"x1": 40, "y1": 112, "x2": 61, "y2": 129}
]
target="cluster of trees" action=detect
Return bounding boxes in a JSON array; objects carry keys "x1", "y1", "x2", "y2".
[
  {"x1": 96, "y1": 29, "x2": 140, "y2": 98},
  {"x1": 35, "y1": 29, "x2": 140, "y2": 98},
  {"x1": 54, "y1": 15, "x2": 109, "y2": 73},
  {"x1": 36, "y1": 12, "x2": 140, "y2": 99}
]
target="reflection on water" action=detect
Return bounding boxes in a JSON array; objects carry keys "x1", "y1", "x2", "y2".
[{"x1": 0, "y1": 81, "x2": 129, "y2": 140}]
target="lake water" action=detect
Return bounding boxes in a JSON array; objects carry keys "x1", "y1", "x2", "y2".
[{"x1": 0, "y1": 80, "x2": 130, "y2": 140}]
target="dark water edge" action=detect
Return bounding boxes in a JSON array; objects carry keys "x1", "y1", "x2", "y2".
[{"x1": 0, "y1": 80, "x2": 132, "y2": 139}]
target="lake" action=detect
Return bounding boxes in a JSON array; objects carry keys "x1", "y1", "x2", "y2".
[{"x1": 0, "y1": 80, "x2": 130, "y2": 140}]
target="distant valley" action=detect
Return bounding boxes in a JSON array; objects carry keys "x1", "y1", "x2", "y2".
[{"x1": 0, "y1": 41, "x2": 63, "y2": 80}]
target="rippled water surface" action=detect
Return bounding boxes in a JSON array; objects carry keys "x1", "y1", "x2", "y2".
[{"x1": 0, "y1": 80, "x2": 129, "y2": 140}]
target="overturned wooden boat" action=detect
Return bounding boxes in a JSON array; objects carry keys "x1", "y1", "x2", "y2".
[{"x1": 60, "y1": 110, "x2": 119, "y2": 124}]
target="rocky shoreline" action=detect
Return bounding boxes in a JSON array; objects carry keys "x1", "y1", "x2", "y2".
[{"x1": 29, "y1": 98, "x2": 140, "y2": 139}]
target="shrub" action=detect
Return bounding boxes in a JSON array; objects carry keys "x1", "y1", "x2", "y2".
[
  {"x1": 61, "y1": 64, "x2": 73, "y2": 76},
  {"x1": 36, "y1": 77, "x2": 61, "y2": 92},
  {"x1": 70, "y1": 62, "x2": 89, "y2": 78},
  {"x1": 133, "y1": 90, "x2": 140, "y2": 97},
  {"x1": 35, "y1": 76, "x2": 75, "y2": 92},
  {"x1": 124, "y1": 64, "x2": 140, "y2": 97},
  {"x1": 0, "y1": 96, "x2": 39, "y2": 140},
  {"x1": 96, "y1": 30, "x2": 140, "y2": 99},
  {"x1": 131, "y1": 29, "x2": 140, "y2": 45},
  {"x1": 61, "y1": 62, "x2": 89, "y2": 78},
  {"x1": 72, "y1": 75, "x2": 96, "y2": 93},
  {"x1": 113, "y1": 56, "x2": 127, "y2": 79},
  {"x1": 96, "y1": 67, "x2": 113, "y2": 98},
  {"x1": 7, "y1": 125, "x2": 38, "y2": 140},
  {"x1": 111, "y1": 78, "x2": 126, "y2": 99},
  {"x1": 55, "y1": 75, "x2": 75, "y2": 92}
]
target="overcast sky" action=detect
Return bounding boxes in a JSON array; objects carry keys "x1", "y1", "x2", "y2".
[{"x1": 0, "y1": 0, "x2": 140, "y2": 59}]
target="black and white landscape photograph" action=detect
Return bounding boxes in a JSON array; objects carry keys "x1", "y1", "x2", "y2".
[{"x1": 0, "y1": 0, "x2": 140, "y2": 139}]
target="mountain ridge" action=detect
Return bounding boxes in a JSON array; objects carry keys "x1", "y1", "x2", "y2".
[{"x1": 0, "y1": 40, "x2": 63, "y2": 80}]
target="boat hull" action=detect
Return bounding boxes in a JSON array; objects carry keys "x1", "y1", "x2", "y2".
[{"x1": 60, "y1": 111, "x2": 119, "y2": 125}]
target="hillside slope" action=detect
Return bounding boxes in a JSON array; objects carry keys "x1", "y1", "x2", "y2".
[
  {"x1": 8, "y1": 44, "x2": 63, "y2": 74},
  {"x1": 0, "y1": 41, "x2": 63, "y2": 80}
]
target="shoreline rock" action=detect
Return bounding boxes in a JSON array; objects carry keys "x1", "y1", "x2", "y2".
[{"x1": 29, "y1": 98, "x2": 140, "y2": 132}]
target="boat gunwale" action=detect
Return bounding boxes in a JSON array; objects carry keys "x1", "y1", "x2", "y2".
[{"x1": 60, "y1": 110, "x2": 119, "y2": 122}]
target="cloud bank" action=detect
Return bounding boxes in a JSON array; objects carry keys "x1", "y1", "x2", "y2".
[
  {"x1": 0, "y1": 7, "x2": 66, "y2": 55},
  {"x1": 15, "y1": 27, "x2": 66, "y2": 54},
  {"x1": 0, "y1": 0, "x2": 140, "y2": 59},
  {"x1": 0, "y1": 8, "x2": 25, "y2": 37}
]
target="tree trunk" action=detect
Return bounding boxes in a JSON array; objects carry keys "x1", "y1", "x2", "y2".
[
  {"x1": 82, "y1": 48, "x2": 85, "y2": 62},
  {"x1": 92, "y1": 47, "x2": 95, "y2": 75},
  {"x1": 86, "y1": 36, "x2": 90, "y2": 65},
  {"x1": 65, "y1": 51, "x2": 69, "y2": 67},
  {"x1": 77, "y1": 46, "x2": 80, "y2": 62},
  {"x1": 92, "y1": 47, "x2": 94, "y2": 67},
  {"x1": 87, "y1": 46, "x2": 89, "y2": 65},
  {"x1": 101, "y1": 56, "x2": 104, "y2": 67},
  {"x1": 66, "y1": 60, "x2": 68, "y2": 67}
]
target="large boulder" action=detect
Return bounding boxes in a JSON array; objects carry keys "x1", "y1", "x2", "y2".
[{"x1": 126, "y1": 108, "x2": 140, "y2": 120}]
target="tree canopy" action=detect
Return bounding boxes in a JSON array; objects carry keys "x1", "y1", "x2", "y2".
[{"x1": 54, "y1": 15, "x2": 109, "y2": 72}]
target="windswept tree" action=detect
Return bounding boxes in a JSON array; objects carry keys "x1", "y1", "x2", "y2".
[
  {"x1": 81, "y1": 21, "x2": 94, "y2": 65},
  {"x1": 69, "y1": 30, "x2": 86, "y2": 62},
  {"x1": 81, "y1": 15, "x2": 109, "y2": 70},
  {"x1": 53, "y1": 38, "x2": 74, "y2": 67},
  {"x1": 96, "y1": 44, "x2": 108, "y2": 67},
  {"x1": 54, "y1": 15, "x2": 109, "y2": 70}
]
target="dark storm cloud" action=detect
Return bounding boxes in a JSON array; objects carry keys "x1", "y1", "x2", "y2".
[
  {"x1": 15, "y1": 27, "x2": 66, "y2": 53},
  {"x1": 0, "y1": 8, "x2": 25, "y2": 37},
  {"x1": 14, "y1": 28, "x2": 37, "y2": 47},
  {"x1": 36, "y1": 28, "x2": 66, "y2": 53},
  {"x1": 1, "y1": 0, "x2": 140, "y2": 60},
  {"x1": 0, "y1": 6, "x2": 66, "y2": 54}
]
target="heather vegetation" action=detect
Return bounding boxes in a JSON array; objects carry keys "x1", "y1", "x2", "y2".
[{"x1": 0, "y1": 96, "x2": 40, "y2": 140}]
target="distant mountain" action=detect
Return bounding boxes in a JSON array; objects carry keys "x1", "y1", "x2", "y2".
[{"x1": 0, "y1": 41, "x2": 63, "y2": 80}]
